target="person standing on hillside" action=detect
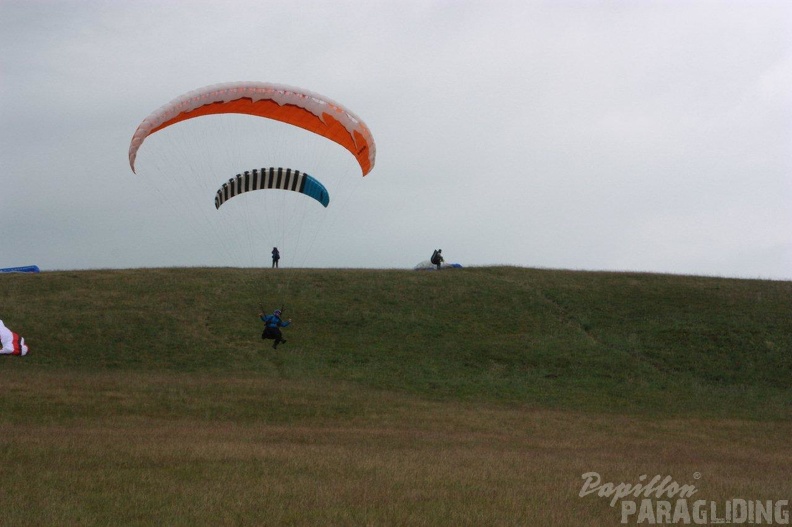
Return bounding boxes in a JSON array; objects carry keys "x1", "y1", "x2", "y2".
[
  {"x1": 0, "y1": 319, "x2": 29, "y2": 356},
  {"x1": 271, "y1": 247, "x2": 280, "y2": 268},
  {"x1": 430, "y1": 249, "x2": 444, "y2": 270},
  {"x1": 260, "y1": 308, "x2": 291, "y2": 349}
]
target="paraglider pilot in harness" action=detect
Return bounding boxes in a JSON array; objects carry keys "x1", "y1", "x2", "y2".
[
  {"x1": 260, "y1": 308, "x2": 291, "y2": 349},
  {"x1": 431, "y1": 249, "x2": 444, "y2": 270}
]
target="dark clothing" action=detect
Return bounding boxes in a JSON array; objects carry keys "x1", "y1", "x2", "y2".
[
  {"x1": 262, "y1": 325, "x2": 283, "y2": 341},
  {"x1": 261, "y1": 313, "x2": 290, "y2": 348},
  {"x1": 272, "y1": 248, "x2": 280, "y2": 268},
  {"x1": 431, "y1": 250, "x2": 444, "y2": 270}
]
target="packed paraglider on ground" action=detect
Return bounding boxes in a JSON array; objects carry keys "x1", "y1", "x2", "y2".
[
  {"x1": 414, "y1": 249, "x2": 463, "y2": 271},
  {"x1": 0, "y1": 319, "x2": 29, "y2": 356}
]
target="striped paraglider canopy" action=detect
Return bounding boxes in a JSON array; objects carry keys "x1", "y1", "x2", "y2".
[{"x1": 214, "y1": 168, "x2": 330, "y2": 209}]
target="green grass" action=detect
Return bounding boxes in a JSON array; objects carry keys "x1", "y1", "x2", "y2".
[
  {"x1": 3, "y1": 266, "x2": 790, "y2": 418},
  {"x1": 1, "y1": 266, "x2": 790, "y2": 525}
]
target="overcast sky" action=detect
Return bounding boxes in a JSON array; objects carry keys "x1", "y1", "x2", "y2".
[{"x1": 2, "y1": 0, "x2": 790, "y2": 279}]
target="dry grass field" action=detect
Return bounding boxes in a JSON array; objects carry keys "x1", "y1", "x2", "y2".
[
  {"x1": 1, "y1": 267, "x2": 790, "y2": 525},
  {"x1": 2, "y1": 369, "x2": 790, "y2": 526}
]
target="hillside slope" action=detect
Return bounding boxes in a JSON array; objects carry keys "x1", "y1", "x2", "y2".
[{"x1": 2, "y1": 266, "x2": 790, "y2": 418}]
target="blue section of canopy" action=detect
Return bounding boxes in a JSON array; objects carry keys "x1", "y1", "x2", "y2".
[
  {"x1": 0, "y1": 265, "x2": 40, "y2": 273},
  {"x1": 301, "y1": 175, "x2": 330, "y2": 208}
]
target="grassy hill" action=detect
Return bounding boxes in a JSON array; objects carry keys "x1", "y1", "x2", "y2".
[
  {"x1": 3, "y1": 266, "x2": 790, "y2": 419},
  {"x1": 2, "y1": 266, "x2": 791, "y2": 525}
]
